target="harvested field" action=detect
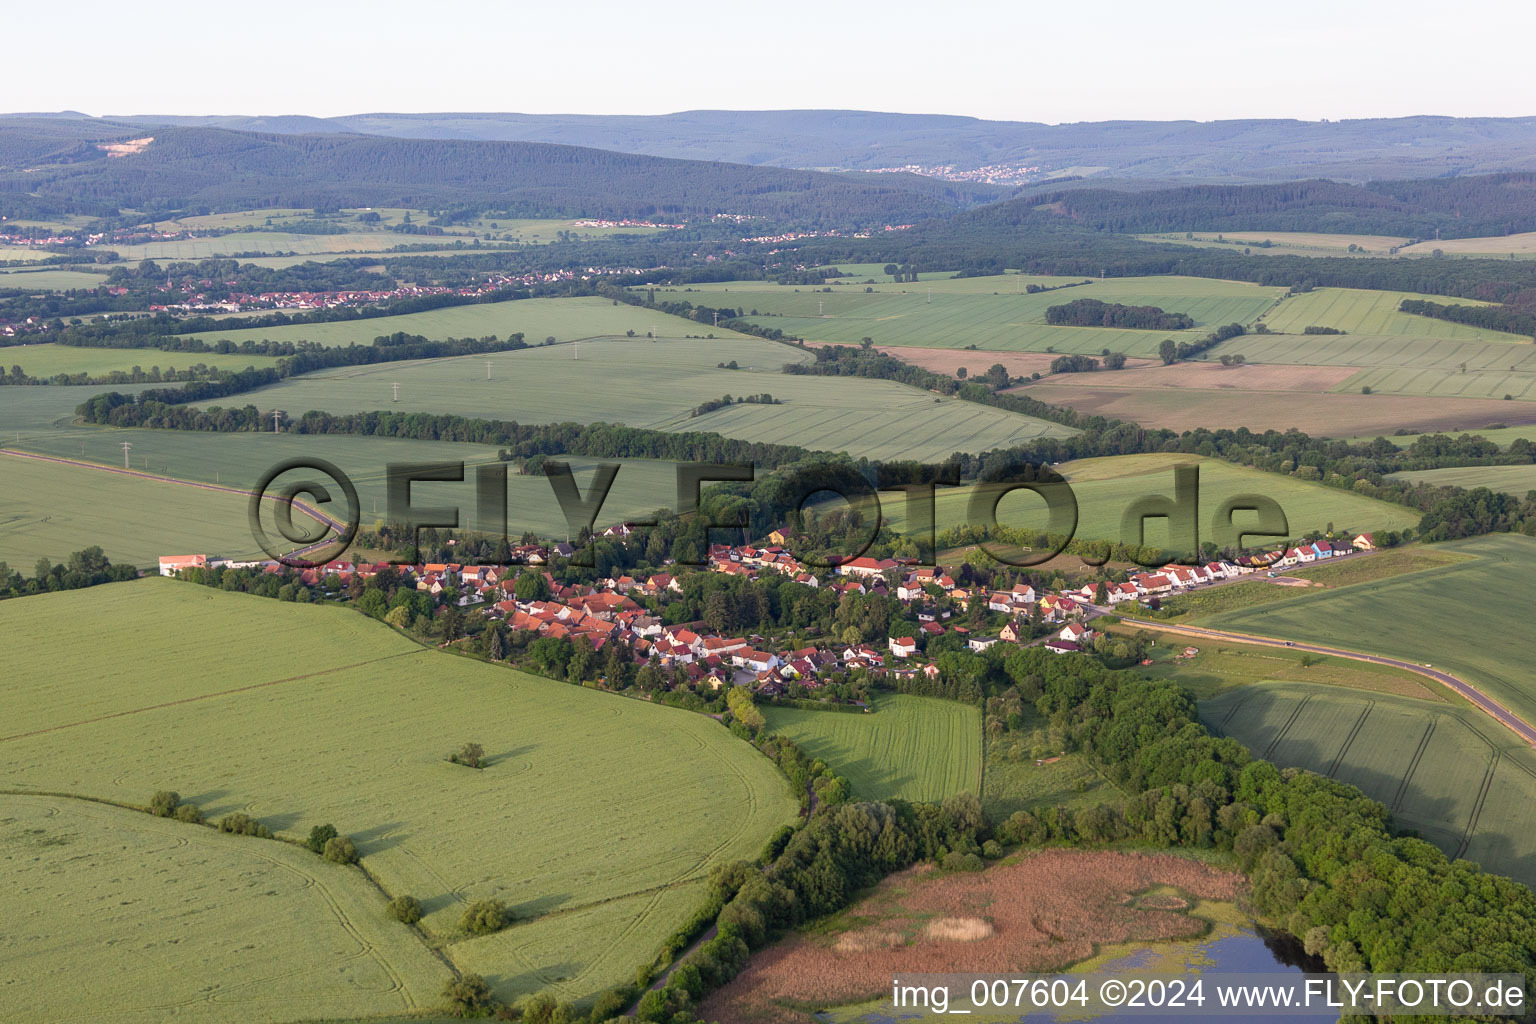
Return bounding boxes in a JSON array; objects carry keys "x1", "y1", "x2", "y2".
[
  {"x1": 1014, "y1": 383, "x2": 1536, "y2": 437},
  {"x1": 700, "y1": 850, "x2": 1245, "y2": 1024},
  {"x1": 1028, "y1": 360, "x2": 1361, "y2": 393}
]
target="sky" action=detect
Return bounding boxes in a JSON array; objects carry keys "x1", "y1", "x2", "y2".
[{"x1": 9, "y1": 0, "x2": 1536, "y2": 123}]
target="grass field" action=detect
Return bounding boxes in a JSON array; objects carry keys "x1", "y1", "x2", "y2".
[
  {"x1": 760, "y1": 695, "x2": 981, "y2": 802},
  {"x1": 225, "y1": 335, "x2": 1076, "y2": 462},
  {"x1": 0, "y1": 580, "x2": 799, "y2": 1006},
  {"x1": 1202, "y1": 683, "x2": 1536, "y2": 885},
  {"x1": 0, "y1": 451, "x2": 269, "y2": 568},
  {"x1": 0, "y1": 342, "x2": 282, "y2": 377},
  {"x1": 1400, "y1": 232, "x2": 1536, "y2": 257},
  {"x1": 1387, "y1": 464, "x2": 1536, "y2": 493},
  {"x1": 877, "y1": 453, "x2": 1420, "y2": 554},
  {"x1": 1201, "y1": 532, "x2": 1536, "y2": 733},
  {"x1": 671, "y1": 275, "x2": 1283, "y2": 356},
  {"x1": 182, "y1": 296, "x2": 748, "y2": 349},
  {"x1": 1387, "y1": 426, "x2": 1536, "y2": 449},
  {"x1": 0, "y1": 268, "x2": 112, "y2": 290},
  {"x1": 0, "y1": 795, "x2": 450, "y2": 1024},
  {"x1": 1259, "y1": 287, "x2": 1518, "y2": 340},
  {"x1": 7, "y1": 432, "x2": 683, "y2": 551}
]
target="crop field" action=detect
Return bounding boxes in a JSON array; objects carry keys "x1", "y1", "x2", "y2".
[
  {"x1": 0, "y1": 795, "x2": 450, "y2": 1024},
  {"x1": 0, "y1": 245, "x2": 54, "y2": 262},
  {"x1": 1202, "y1": 683, "x2": 1536, "y2": 884},
  {"x1": 1259, "y1": 287, "x2": 1517, "y2": 340},
  {"x1": 1387, "y1": 464, "x2": 1536, "y2": 493},
  {"x1": 877, "y1": 453, "x2": 1420, "y2": 554},
  {"x1": 9, "y1": 431, "x2": 683, "y2": 547},
  {"x1": 760, "y1": 695, "x2": 981, "y2": 802},
  {"x1": 1028, "y1": 359, "x2": 1361, "y2": 393},
  {"x1": 1202, "y1": 533, "x2": 1536, "y2": 731},
  {"x1": 1016, "y1": 382, "x2": 1533, "y2": 437},
  {"x1": 0, "y1": 268, "x2": 112, "y2": 290},
  {"x1": 0, "y1": 451, "x2": 269, "y2": 568},
  {"x1": 1399, "y1": 232, "x2": 1536, "y2": 257},
  {"x1": 1387, "y1": 425, "x2": 1536, "y2": 449},
  {"x1": 225, "y1": 335, "x2": 1076, "y2": 462},
  {"x1": 0, "y1": 342, "x2": 282, "y2": 377},
  {"x1": 1137, "y1": 231, "x2": 1413, "y2": 255},
  {"x1": 183, "y1": 295, "x2": 750, "y2": 349},
  {"x1": 0, "y1": 384, "x2": 159, "y2": 441},
  {"x1": 674, "y1": 275, "x2": 1283, "y2": 355},
  {"x1": 103, "y1": 230, "x2": 445, "y2": 262},
  {"x1": 0, "y1": 580, "x2": 799, "y2": 1006}
]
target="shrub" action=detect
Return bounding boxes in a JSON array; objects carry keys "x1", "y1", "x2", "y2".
[
  {"x1": 387, "y1": 894, "x2": 423, "y2": 924},
  {"x1": 441, "y1": 973, "x2": 493, "y2": 1017},
  {"x1": 173, "y1": 803, "x2": 204, "y2": 825},
  {"x1": 461, "y1": 898, "x2": 510, "y2": 935},
  {"x1": 218, "y1": 813, "x2": 272, "y2": 838},
  {"x1": 520, "y1": 991, "x2": 558, "y2": 1024},
  {"x1": 306, "y1": 823, "x2": 338, "y2": 854},
  {"x1": 982, "y1": 839, "x2": 1004, "y2": 859},
  {"x1": 588, "y1": 985, "x2": 636, "y2": 1023},
  {"x1": 940, "y1": 851, "x2": 986, "y2": 872},
  {"x1": 323, "y1": 836, "x2": 358, "y2": 864},
  {"x1": 449, "y1": 741, "x2": 485, "y2": 769},
  {"x1": 149, "y1": 790, "x2": 180, "y2": 817}
]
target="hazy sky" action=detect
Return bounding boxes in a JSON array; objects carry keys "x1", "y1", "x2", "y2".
[{"x1": 11, "y1": 0, "x2": 1535, "y2": 122}]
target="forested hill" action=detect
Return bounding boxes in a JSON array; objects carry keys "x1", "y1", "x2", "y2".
[
  {"x1": 98, "y1": 110, "x2": 1536, "y2": 181},
  {"x1": 1025, "y1": 173, "x2": 1536, "y2": 239},
  {"x1": 0, "y1": 121, "x2": 999, "y2": 223}
]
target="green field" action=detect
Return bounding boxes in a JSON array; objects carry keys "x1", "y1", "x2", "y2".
[
  {"x1": 184, "y1": 296, "x2": 744, "y2": 349},
  {"x1": 223, "y1": 335, "x2": 1075, "y2": 462},
  {"x1": 0, "y1": 580, "x2": 798, "y2": 1007},
  {"x1": 1387, "y1": 463, "x2": 1536, "y2": 494},
  {"x1": 879, "y1": 453, "x2": 1420, "y2": 554},
  {"x1": 1202, "y1": 533, "x2": 1536, "y2": 732},
  {"x1": 1137, "y1": 231, "x2": 1413, "y2": 256},
  {"x1": 0, "y1": 342, "x2": 282, "y2": 377},
  {"x1": 1259, "y1": 287, "x2": 1519, "y2": 341},
  {"x1": 1203, "y1": 683, "x2": 1536, "y2": 885},
  {"x1": 0, "y1": 795, "x2": 450, "y2": 1024},
  {"x1": 1386, "y1": 426, "x2": 1536, "y2": 449},
  {"x1": 760, "y1": 695, "x2": 981, "y2": 802},
  {"x1": 0, "y1": 268, "x2": 112, "y2": 290},
  {"x1": 674, "y1": 274, "x2": 1283, "y2": 355}
]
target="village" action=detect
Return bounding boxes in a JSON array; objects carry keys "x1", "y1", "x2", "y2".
[{"x1": 157, "y1": 528, "x2": 1379, "y2": 698}]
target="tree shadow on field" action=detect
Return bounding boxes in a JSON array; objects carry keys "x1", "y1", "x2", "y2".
[
  {"x1": 484, "y1": 962, "x2": 584, "y2": 998},
  {"x1": 350, "y1": 820, "x2": 408, "y2": 853},
  {"x1": 511, "y1": 891, "x2": 575, "y2": 921},
  {"x1": 481, "y1": 745, "x2": 534, "y2": 768},
  {"x1": 421, "y1": 891, "x2": 465, "y2": 916},
  {"x1": 254, "y1": 810, "x2": 307, "y2": 833},
  {"x1": 182, "y1": 788, "x2": 231, "y2": 808}
]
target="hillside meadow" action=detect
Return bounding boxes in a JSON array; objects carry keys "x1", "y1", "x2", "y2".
[
  {"x1": 0, "y1": 579, "x2": 799, "y2": 1007},
  {"x1": 1387, "y1": 463, "x2": 1536, "y2": 493},
  {"x1": 1257, "y1": 287, "x2": 1518, "y2": 340},
  {"x1": 877, "y1": 453, "x2": 1420, "y2": 555},
  {"x1": 0, "y1": 341, "x2": 282, "y2": 377},
  {"x1": 760, "y1": 695, "x2": 981, "y2": 803},
  {"x1": 182, "y1": 295, "x2": 746, "y2": 348},
  {"x1": 224, "y1": 335, "x2": 1076, "y2": 462},
  {"x1": 679, "y1": 274, "x2": 1283, "y2": 356}
]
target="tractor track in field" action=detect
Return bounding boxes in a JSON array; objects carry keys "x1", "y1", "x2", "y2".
[{"x1": 0, "y1": 649, "x2": 425, "y2": 743}]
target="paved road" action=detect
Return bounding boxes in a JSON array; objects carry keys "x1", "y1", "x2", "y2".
[{"x1": 1117, "y1": 615, "x2": 1536, "y2": 750}]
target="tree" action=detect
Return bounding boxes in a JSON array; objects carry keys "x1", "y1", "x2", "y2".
[
  {"x1": 1094, "y1": 581, "x2": 1109, "y2": 604},
  {"x1": 460, "y1": 899, "x2": 510, "y2": 935},
  {"x1": 150, "y1": 790, "x2": 180, "y2": 817},
  {"x1": 956, "y1": 366, "x2": 967, "y2": 378},
  {"x1": 388, "y1": 894, "x2": 423, "y2": 924},
  {"x1": 514, "y1": 569, "x2": 550, "y2": 601},
  {"x1": 384, "y1": 605, "x2": 412, "y2": 629},
  {"x1": 704, "y1": 590, "x2": 734, "y2": 634},
  {"x1": 306, "y1": 823, "x2": 339, "y2": 854},
  {"x1": 441, "y1": 606, "x2": 464, "y2": 642},
  {"x1": 451, "y1": 741, "x2": 485, "y2": 768},
  {"x1": 441, "y1": 974, "x2": 493, "y2": 1017},
  {"x1": 324, "y1": 836, "x2": 359, "y2": 864},
  {"x1": 1158, "y1": 338, "x2": 1179, "y2": 365}
]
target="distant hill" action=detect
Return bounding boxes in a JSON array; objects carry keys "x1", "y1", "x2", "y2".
[
  {"x1": 92, "y1": 110, "x2": 1536, "y2": 182},
  {"x1": 1020, "y1": 174, "x2": 1536, "y2": 239},
  {"x1": 0, "y1": 120, "x2": 1001, "y2": 222}
]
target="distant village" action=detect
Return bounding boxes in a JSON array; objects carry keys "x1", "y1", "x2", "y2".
[{"x1": 159, "y1": 529, "x2": 1378, "y2": 696}]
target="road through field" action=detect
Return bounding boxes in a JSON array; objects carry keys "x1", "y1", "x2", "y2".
[{"x1": 1116, "y1": 616, "x2": 1536, "y2": 749}]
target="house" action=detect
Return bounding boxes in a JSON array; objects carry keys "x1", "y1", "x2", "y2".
[
  {"x1": 838, "y1": 555, "x2": 898, "y2": 578},
  {"x1": 888, "y1": 636, "x2": 917, "y2": 659},
  {"x1": 1353, "y1": 533, "x2": 1375, "y2": 551},
  {"x1": 967, "y1": 635, "x2": 1000, "y2": 652},
  {"x1": 158, "y1": 553, "x2": 208, "y2": 576},
  {"x1": 1060, "y1": 621, "x2": 1093, "y2": 644},
  {"x1": 1309, "y1": 542, "x2": 1332, "y2": 560},
  {"x1": 767, "y1": 527, "x2": 800, "y2": 546},
  {"x1": 999, "y1": 621, "x2": 1025, "y2": 643},
  {"x1": 732, "y1": 648, "x2": 781, "y2": 672},
  {"x1": 1044, "y1": 639, "x2": 1082, "y2": 655},
  {"x1": 1108, "y1": 582, "x2": 1139, "y2": 605}
]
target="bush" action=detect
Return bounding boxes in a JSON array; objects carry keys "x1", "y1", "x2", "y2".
[
  {"x1": 982, "y1": 839, "x2": 1004, "y2": 859},
  {"x1": 323, "y1": 836, "x2": 358, "y2": 864},
  {"x1": 218, "y1": 812, "x2": 273, "y2": 838},
  {"x1": 461, "y1": 898, "x2": 510, "y2": 935},
  {"x1": 387, "y1": 894, "x2": 423, "y2": 924},
  {"x1": 520, "y1": 991, "x2": 558, "y2": 1024},
  {"x1": 173, "y1": 802, "x2": 204, "y2": 824},
  {"x1": 441, "y1": 973, "x2": 493, "y2": 1017},
  {"x1": 149, "y1": 790, "x2": 180, "y2": 817},
  {"x1": 449, "y1": 741, "x2": 485, "y2": 769},
  {"x1": 940, "y1": 851, "x2": 986, "y2": 872},
  {"x1": 588, "y1": 985, "x2": 637, "y2": 1023},
  {"x1": 306, "y1": 823, "x2": 338, "y2": 854}
]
